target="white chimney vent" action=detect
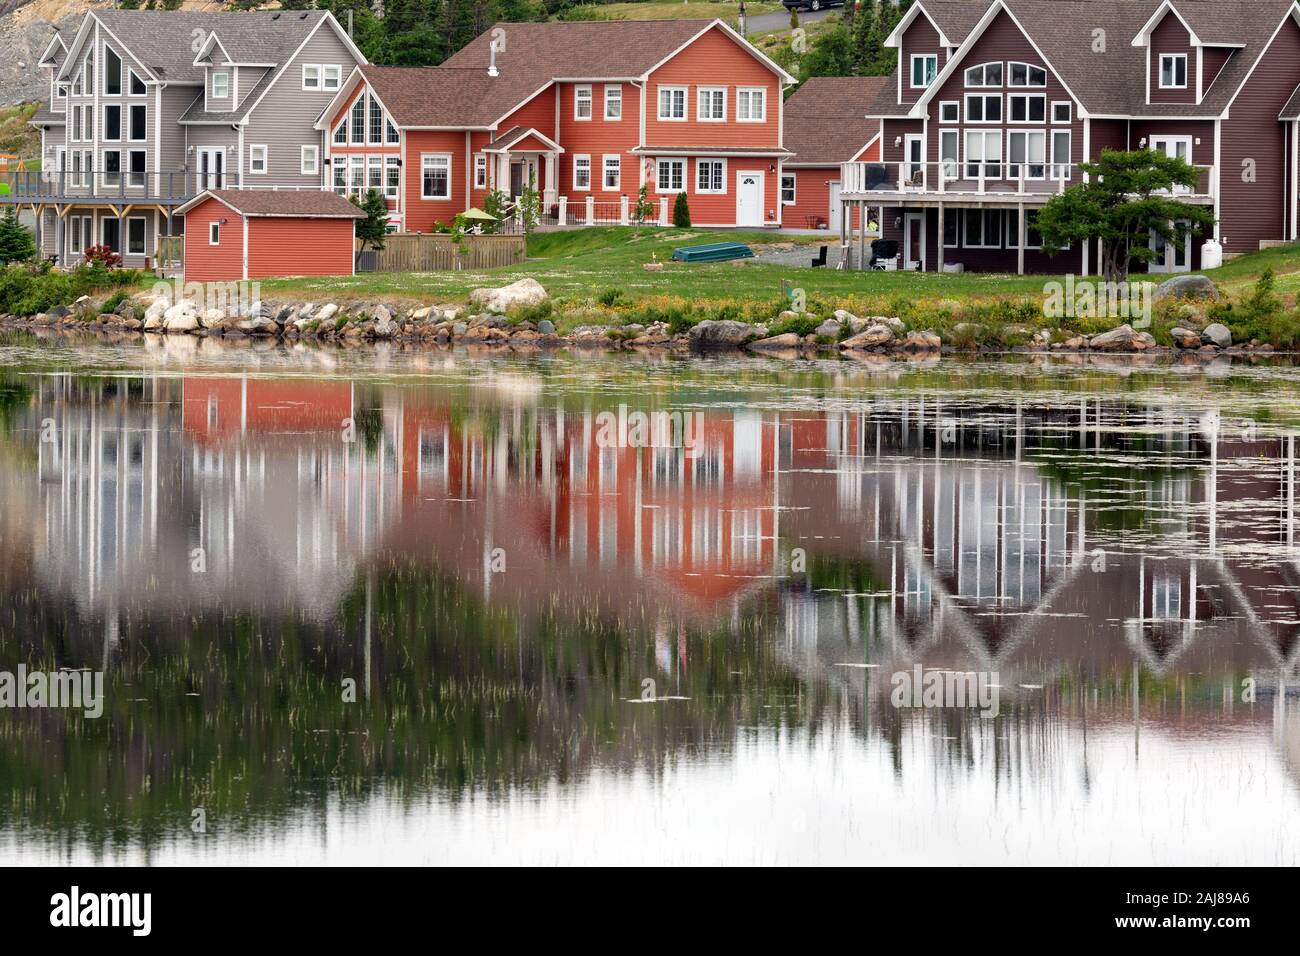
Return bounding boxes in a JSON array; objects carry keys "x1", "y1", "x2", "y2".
[{"x1": 488, "y1": 40, "x2": 499, "y2": 78}]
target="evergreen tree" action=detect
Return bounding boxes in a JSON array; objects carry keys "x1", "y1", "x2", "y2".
[
  {"x1": 863, "y1": 2, "x2": 900, "y2": 75},
  {"x1": 851, "y1": 1, "x2": 877, "y2": 75},
  {"x1": 672, "y1": 192, "x2": 691, "y2": 228},
  {"x1": 0, "y1": 207, "x2": 36, "y2": 265}
]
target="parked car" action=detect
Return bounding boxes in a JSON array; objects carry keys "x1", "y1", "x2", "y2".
[{"x1": 782, "y1": 0, "x2": 844, "y2": 11}]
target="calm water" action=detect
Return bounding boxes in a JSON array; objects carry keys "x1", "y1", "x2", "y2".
[{"x1": 1, "y1": 331, "x2": 1299, "y2": 865}]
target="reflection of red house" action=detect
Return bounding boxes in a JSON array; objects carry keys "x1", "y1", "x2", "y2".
[{"x1": 182, "y1": 378, "x2": 354, "y2": 445}]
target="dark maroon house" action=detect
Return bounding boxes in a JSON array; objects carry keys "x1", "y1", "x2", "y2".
[{"x1": 838, "y1": 0, "x2": 1300, "y2": 274}]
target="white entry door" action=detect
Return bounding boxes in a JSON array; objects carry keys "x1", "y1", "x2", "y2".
[
  {"x1": 903, "y1": 212, "x2": 925, "y2": 271},
  {"x1": 828, "y1": 180, "x2": 842, "y2": 233},
  {"x1": 197, "y1": 148, "x2": 225, "y2": 190},
  {"x1": 1150, "y1": 221, "x2": 1191, "y2": 273},
  {"x1": 1150, "y1": 135, "x2": 1193, "y2": 193},
  {"x1": 736, "y1": 170, "x2": 763, "y2": 226}
]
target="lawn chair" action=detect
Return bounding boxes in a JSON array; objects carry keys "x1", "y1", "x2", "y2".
[{"x1": 810, "y1": 245, "x2": 828, "y2": 268}]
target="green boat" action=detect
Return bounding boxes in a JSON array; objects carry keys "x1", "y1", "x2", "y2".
[{"x1": 671, "y1": 241, "x2": 755, "y2": 263}]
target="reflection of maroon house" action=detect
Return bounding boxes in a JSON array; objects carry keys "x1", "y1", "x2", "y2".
[{"x1": 181, "y1": 378, "x2": 354, "y2": 445}]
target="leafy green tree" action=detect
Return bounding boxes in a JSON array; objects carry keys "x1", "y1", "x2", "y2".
[
  {"x1": 352, "y1": 189, "x2": 391, "y2": 260},
  {"x1": 851, "y1": 1, "x2": 877, "y2": 75},
  {"x1": 0, "y1": 207, "x2": 36, "y2": 264},
  {"x1": 672, "y1": 191, "x2": 691, "y2": 228},
  {"x1": 632, "y1": 184, "x2": 655, "y2": 224},
  {"x1": 1035, "y1": 149, "x2": 1217, "y2": 282}
]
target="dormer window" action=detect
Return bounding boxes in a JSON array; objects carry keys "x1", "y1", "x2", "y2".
[
  {"x1": 964, "y1": 62, "x2": 1002, "y2": 87},
  {"x1": 1008, "y1": 62, "x2": 1047, "y2": 87},
  {"x1": 910, "y1": 54, "x2": 937, "y2": 88},
  {"x1": 1159, "y1": 54, "x2": 1187, "y2": 89},
  {"x1": 212, "y1": 72, "x2": 229, "y2": 98}
]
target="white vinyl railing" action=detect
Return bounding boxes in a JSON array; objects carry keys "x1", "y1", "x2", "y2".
[{"x1": 841, "y1": 160, "x2": 1214, "y2": 198}]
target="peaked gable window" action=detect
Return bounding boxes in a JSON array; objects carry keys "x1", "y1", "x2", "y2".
[{"x1": 104, "y1": 48, "x2": 121, "y2": 95}]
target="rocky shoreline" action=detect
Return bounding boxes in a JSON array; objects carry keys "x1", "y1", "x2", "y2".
[{"x1": 0, "y1": 276, "x2": 1286, "y2": 358}]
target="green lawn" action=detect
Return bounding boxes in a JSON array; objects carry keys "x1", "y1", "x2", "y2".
[
  {"x1": 566, "y1": 1, "x2": 784, "y2": 24},
  {"x1": 259, "y1": 226, "x2": 1058, "y2": 308}
]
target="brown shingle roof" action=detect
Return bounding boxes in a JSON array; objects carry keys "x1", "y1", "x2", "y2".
[
  {"x1": 178, "y1": 189, "x2": 364, "y2": 218},
  {"x1": 784, "y1": 76, "x2": 888, "y2": 165}
]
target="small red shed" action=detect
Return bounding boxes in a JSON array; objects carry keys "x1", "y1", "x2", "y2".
[{"x1": 177, "y1": 189, "x2": 364, "y2": 281}]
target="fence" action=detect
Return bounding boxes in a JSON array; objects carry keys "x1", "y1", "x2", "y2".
[
  {"x1": 357, "y1": 233, "x2": 526, "y2": 272},
  {"x1": 155, "y1": 236, "x2": 183, "y2": 274}
]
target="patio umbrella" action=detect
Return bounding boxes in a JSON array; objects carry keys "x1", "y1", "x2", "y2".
[{"x1": 460, "y1": 207, "x2": 499, "y2": 222}]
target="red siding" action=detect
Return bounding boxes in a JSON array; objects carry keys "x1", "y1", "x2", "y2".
[
  {"x1": 404, "y1": 130, "x2": 469, "y2": 233},
  {"x1": 247, "y1": 216, "x2": 355, "y2": 279},
  {"x1": 183, "y1": 197, "x2": 245, "y2": 282},
  {"x1": 785, "y1": 135, "x2": 878, "y2": 229},
  {"x1": 557, "y1": 80, "x2": 640, "y2": 205},
  {"x1": 1220, "y1": 16, "x2": 1300, "y2": 253}
]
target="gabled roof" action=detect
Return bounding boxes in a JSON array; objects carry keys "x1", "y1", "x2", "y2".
[
  {"x1": 783, "y1": 76, "x2": 888, "y2": 166},
  {"x1": 38, "y1": 30, "x2": 68, "y2": 69},
  {"x1": 869, "y1": 0, "x2": 1298, "y2": 119},
  {"x1": 174, "y1": 189, "x2": 364, "y2": 219},
  {"x1": 485, "y1": 126, "x2": 564, "y2": 153},
  {"x1": 57, "y1": 10, "x2": 343, "y2": 86}
]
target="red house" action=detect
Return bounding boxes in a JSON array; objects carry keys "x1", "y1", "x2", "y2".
[
  {"x1": 177, "y1": 189, "x2": 362, "y2": 281},
  {"x1": 782, "y1": 76, "x2": 886, "y2": 232},
  {"x1": 314, "y1": 18, "x2": 796, "y2": 231}
]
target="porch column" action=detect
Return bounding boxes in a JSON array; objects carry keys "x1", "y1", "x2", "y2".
[
  {"x1": 496, "y1": 154, "x2": 510, "y2": 194},
  {"x1": 543, "y1": 151, "x2": 558, "y2": 208},
  {"x1": 1017, "y1": 202, "x2": 1025, "y2": 275},
  {"x1": 857, "y1": 200, "x2": 866, "y2": 270},
  {"x1": 1082, "y1": 227, "x2": 1089, "y2": 276},
  {"x1": 937, "y1": 202, "x2": 945, "y2": 273},
  {"x1": 34, "y1": 206, "x2": 42, "y2": 260},
  {"x1": 55, "y1": 211, "x2": 64, "y2": 267}
]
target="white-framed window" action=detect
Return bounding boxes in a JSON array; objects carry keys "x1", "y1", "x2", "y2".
[
  {"x1": 71, "y1": 106, "x2": 81, "y2": 141},
  {"x1": 965, "y1": 93, "x2": 1002, "y2": 123},
  {"x1": 249, "y1": 144, "x2": 268, "y2": 174},
  {"x1": 350, "y1": 97, "x2": 365, "y2": 145},
  {"x1": 69, "y1": 215, "x2": 83, "y2": 254},
  {"x1": 334, "y1": 120, "x2": 348, "y2": 145},
  {"x1": 104, "y1": 47, "x2": 122, "y2": 96},
  {"x1": 910, "y1": 53, "x2": 938, "y2": 88},
  {"x1": 349, "y1": 156, "x2": 365, "y2": 196},
  {"x1": 1008, "y1": 93, "x2": 1046, "y2": 123},
  {"x1": 573, "y1": 154, "x2": 591, "y2": 190},
  {"x1": 367, "y1": 155, "x2": 383, "y2": 193},
  {"x1": 102, "y1": 150, "x2": 121, "y2": 187},
  {"x1": 368, "y1": 94, "x2": 382, "y2": 145},
  {"x1": 780, "y1": 172, "x2": 795, "y2": 205},
  {"x1": 575, "y1": 84, "x2": 593, "y2": 120},
  {"x1": 939, "y1": 100, "x2": 960, "y2": 123},
  {"x1": 1051, "y1": 129, "x2": 1071, "y2": 179},
  {"x1": 126, "y1": 215, "x2": 146, "y2": 255},
  {"x1": 1005, "y1": 209, "x2": 1044, "y2": 250},
  {"x1": 385, "y1": 156, "x2": 400, "y2": 199},
  {"x1": 939, "y1": 128, "x2": 959, "y2": 177},
  {"x1": 737, "y1": 87, "x2": 766, "y2": 122},
  {"x1": 129, "y1": 103, "x2": 146, "y2": 141},
  {"x1": 696, "y1": 158, "x2": 725, "y2": 194},
  {"x1": 602, "y1": 154, "x2": 621, "y2": 191},
  {"x1": 103, "y1": 104, "x2": 121, "y2": 141},
  {"x1": 474, "y1": 153, "x2": 487, "y2": 189},
  {"x1": 302, "y1": 64, "x2": 321, "y2": 91},
  {"x1": 127, "y1": 149, "x2": 146, "y2": 188},
  {"x1": 964, "y1": 129, "x2": 1002, "y2": 179},
  {"x1": 1159, "y1": 53, "x2": 1187, "y2": 89},
  {"x1": 386, "y1": 115, "x2": 399, "y2": 145},
  {"x1": 964, "y1": 62, "x2": 1002, "y2": 87},
  {"x1": 1007, "y1": 130, "x2": 1046, "y2": 179},
  {"x1": 211, "y1": 71, "x2": 229, "y2": 99},
  {"x1": 1051, "y1": 101, "x2": 1072, "y2": 124},
  {"x1": 697, "y1": 86, "x2": 726, "y2": 121},
  {"x1": 421, "y1": 153, "x2": 451, "y2": 199},
  {"x1": 658, "y1": 86, "x2": 687, "y2": 120},
  {"x1": 209, "y1": 221, "x2": 220, "y2": 245},
  {"x1": 333, "y1": 161, "x2": 348, "y2": 194},
  {"x1": 656, "y1": 158, "x2": 685, "y2": 192},
  {"x1": 964, "y1": 208, "x2": 1003, "y2": 248},
  {"x1": 301, "y1": 145, "x2": 319, "y2": 175},
  {"x1": 323, "y1": 65, "x2": 342, "y2": 91},
  {"x1": 128, "y1": 69, "x2": 146, "y2": 97},
  {"x1": 1008, "y1": 62, "x2": 1047, "y2": 87},
  {"x1": 604, "y1": 84, "x2": 622, "y2": 120}
]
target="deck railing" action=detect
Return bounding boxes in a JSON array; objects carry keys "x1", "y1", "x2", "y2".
[
  {"x1": 841, "y1": 160, "x2": 1215, "y2": 199},
  {"x1": 0, "y1": 169, "x2": 333, "y2": 204}
]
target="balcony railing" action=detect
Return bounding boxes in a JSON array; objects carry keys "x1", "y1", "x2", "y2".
[
  {"x1": 0, "y1": 169, "x2": 325, "y2": 205},
  {"x1": 841, "y1": 160, "x2": 1215, "y2": 200}
]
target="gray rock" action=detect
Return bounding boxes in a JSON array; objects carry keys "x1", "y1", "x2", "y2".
[
  {"x1": 749, "y1": 332, "x2": 804, "y2": 350},
  {"x1": 1169, "y1": 326, "x2": 1202, "y2": 349},
  {"x1": 1088, "y1": 324, "x2": 1141, "y2": 351},
  {"x1": 163, "y1": 301, "x2": 200, "y2": 333},
  {"x1": 841, "y1": 324, "x2": 894, "y2": 349},
  {"x1": 538, "y1": 318, "x2": 556, "y2": 335},
  {"x1": 1202, "y1": 322, "x2": 1231, "y2": 348},
  {"x1": 689, "y1": 319, "x2": 759, "y2": 347},
  {"x1": 373, "y1": 304, "x2": 397, "y2": 339},
  {"x1": 315, "y1": 303, "x2": 338, "y2": 324},
  {"x1": 813, "y1": 319, "x2": 842, "y2": 340},
  {"x1": 468, "y1": 277, "x2": 548, "y2": 313},
  {"x1": 903, "y1": 330, "x2": 942, "y2": 351},
  {"x1": 452, "y1": 321, "x2": 469, "y2": 337},
  {"x1": 1153, "y1": 274, "x2": 1219, "y2": 303}
]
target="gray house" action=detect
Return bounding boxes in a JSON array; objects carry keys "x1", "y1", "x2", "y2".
[{"x1": 4, "y1": 9, "x2": 365, "y2": 269}]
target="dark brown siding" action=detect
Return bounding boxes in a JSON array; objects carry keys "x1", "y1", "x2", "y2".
[
  {"x1": 1202, "y1": 47, "x2": 1235, "y2": 93},
  {"x1": 898, "y1": 14, "x2": 946, "y2": 107},
  {"x1": 1220, "y1": 15, "x2": 1300, "y2": 253},
  {"x1": 1088, "y1": 118, "x2": 1128, "y2": 158},
  {"x1": 1149, "y1": 14, "x2": 1196, "y2": 104},
  {"x1": 1128, "y1": 118, "x2": 1216, "y2": 194}
]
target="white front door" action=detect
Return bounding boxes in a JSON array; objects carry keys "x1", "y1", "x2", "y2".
[
  {"x1": 1150, "y1": 221, "x2": 1191, "y2": 273},
  {"x1": 736, "y1": 170, "x2": 763, "y2": 226},
  {"x1": 903, "y1": 212, "x2": 925, "y2": 271},
  {"x1": 904, "y1": 134, "x2": 925, "y2": 188},
  {"x1": 828, "y1": 180, "x2": 842, "y2": 233},
  {"x1": 197, "y1": 148, "x2": 225, "y2": 190},
  {"x1": 1150, "y1": 135, "x2": 1193, "y2": 193}
]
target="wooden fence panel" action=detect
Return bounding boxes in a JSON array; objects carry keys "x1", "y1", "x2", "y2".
[{"x1": 359, "y1": 234, "x2": 525, "y2": 272}]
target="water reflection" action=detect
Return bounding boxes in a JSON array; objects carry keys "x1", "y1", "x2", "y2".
[{"x1": 1, "y1": 343, "x2": 1299, "y2": 864}]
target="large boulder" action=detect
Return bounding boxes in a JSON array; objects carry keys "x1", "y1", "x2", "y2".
[
  {"x1": 1088, "y1": 324, "x2": 1141, "y2": 351},
  {"x1": 143, "y1": 299, "x2": 168, "y2": 331},
  {"x1": 373, "y1": 304, "x2": 397, "y2": 339},
  {"x1": 162, "y1": 301, "x2": 200, "y2": 333},
  {"x1": 1169, "y1": 326, "x2": 1202, "y2": 349},
  {"x1": 1153, "y1": 274, "x2": 1219, "y2": 303},
  {"x1": 1202, "y1": 322, "x2": 1232, "y2": 348},
  {"x1": 814, "y1": 319, "x2": 842, "y2": 340},
  {"x1": 689, "y1": 319, "x2": 758, "y2": 348},
  {"x1": 903, "y1": 330, "x2": 942, "y2": 351},
  {"x1": 749, "y1": 332, "x2": 803, "y2": 351},
  {"x1": 841, "y1": 324, "x2": 894, "y2": 349},
  {"x1": 468, "y1": 278, "x2": 548, "y2": 314}
]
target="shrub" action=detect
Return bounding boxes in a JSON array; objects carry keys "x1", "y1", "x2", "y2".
[
  {"x1": 508, "y1": 299, "x2": 554, "y2": 325},
  {"x1": 83, "y1": 244, "x2": 122, "y2": 269},
  {"x1": 597, "y1": 288, "x2": 629, "y2": 308},
  {"x1": 672, "y1": 191, "x2": 691, "y2": 228}
]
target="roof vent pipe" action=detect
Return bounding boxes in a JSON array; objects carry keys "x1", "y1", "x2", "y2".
[{"x1": 488, "y1": 39, "x2": 499, "y2": 78}]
